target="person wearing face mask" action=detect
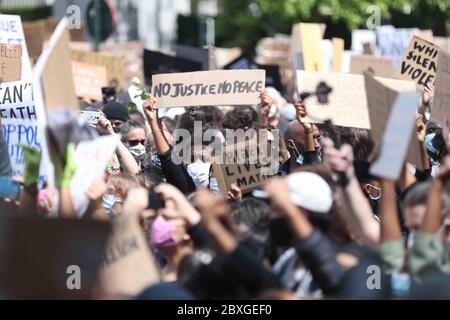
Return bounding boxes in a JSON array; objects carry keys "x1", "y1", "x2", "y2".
[
  {"x1": 102, "y1": 102, "x2": 130, "y2": 134},
  {"x1": 102, "y1": 174, "x2": 145, "y2": 217},
  {"x1": 280, "y1": 100, "x2": 322, "y2": 175},
  {"x1": 120, "y1": 120, "x2": 148, "y2": 171}
]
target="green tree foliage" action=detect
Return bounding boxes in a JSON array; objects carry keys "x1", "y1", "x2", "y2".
[{"x1": 214, "y1": 0, "x2": 449, "y2": 48}]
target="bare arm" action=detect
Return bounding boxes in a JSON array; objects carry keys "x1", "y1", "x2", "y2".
[
  {"x1": 379, "y1": 179, "x2": 402, "y2": 243},
  {"x1": 143, "y1": 96, "x2": 171, "y2": 154}
]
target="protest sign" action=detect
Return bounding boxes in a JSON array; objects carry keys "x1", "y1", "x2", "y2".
[
  {"x1": 70, "y1": 134, "x2": 120, "y2": 217},
  {"x1": 0, "y1": 44, "x2": 22, "y2": 82},
  {"x1": 431, "y1": 51, "x2": 450, "y2": 124},
  {"x1": 71, "y1": 50, "x2": 124, "y2": 90},
  {"x1": 71, "y1": 61, "x2": 108, "y2": 101},
  {"x1": 351, "y1": 29, "x2": 377, "y2": 54},
  {"x1": 151, "y1": 69, "x2": 265, "y2": 108},
  {"x1": 299, "y1": 23, "x2": 324, "y2": 71},
  {"x1": 33, "y1": 18, "x2": 78, "y2": 113},
  {"x1": 98, "y1": 211, "x2": 160, "y2": 297},
  {"x1": 376, "y1": 25, "x2": 419, "y2": 63},
  {"x1": 0, "y1": 217, "x2": 110, "y2": 299},
  {"x1": 332, "y1": 38, "x2": 344, "y2": 72},
  {"x1": 396, "y1": 36, "x2": 442, "y2": 90},
  {"x1": 175, "y1": 44, "x2": 215, "y2": 70},
  {"x1": 0, "y1": 81, "x2": 41, "y2": 178},
  {"x1": 364, "y1": 74, "x2": 422, "y2": 169},
  {"x1": 350, "y1": 54, "x2": 394, "y2": 78},
  {"x1": 298, "y1": 71, "x2": 371, "y2": 129},
  {"x1": 22, "y1": 19, "x2": 48, "y2": 59},
  {"x1": 0, "y1": 14, "x2": 31, "y2": 80},
  {"x1": 434, "y1": 37, "x2": 450, "y2": 51},
  {"x1": 370, "y1": 91, "x2": 422, "y2": 180},
  {"x1": 212, "y1": 140, "x2": 276, "y2": 194}
]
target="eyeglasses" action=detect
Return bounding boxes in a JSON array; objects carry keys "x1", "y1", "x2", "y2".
[{"x1": 128, "y1": 139, "x2": 146, "y2": 147}]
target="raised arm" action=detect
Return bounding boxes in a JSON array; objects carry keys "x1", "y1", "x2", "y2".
[{"x1": 323, "y1": 138, "x2": 380, "y2": 246}]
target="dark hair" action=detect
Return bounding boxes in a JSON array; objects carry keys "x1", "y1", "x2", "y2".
[
  {"x1": 222, "y1": 106, "x2": 258, "y2": 130},
  {"x1": 230, "y1": 198, "x2": 270, "y2": 242},
  {"x1": 337, "y1": 127, "x2": 375, "y2": 161},
  {"x1": 119, "y1": 120, "x2": 145, "y2": 143}
]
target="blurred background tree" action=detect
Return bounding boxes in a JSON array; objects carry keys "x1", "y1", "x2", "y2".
[{"x1": 212, "y1": 0, "x2": 449, "y2": 49}]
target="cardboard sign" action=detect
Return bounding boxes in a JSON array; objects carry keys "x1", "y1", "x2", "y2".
[
  {"x1": 434, "y1": 37, "x2": 450, "y2": 51},
  {"x1": 299, "y1": 23, "x2": 324, "y2": 71},
  {"x1": 376, "y1": 26, "x2": 419, "y2": 63},
  {"x1": 396, "y1": 36, "x2": 442, "y2": 90},
  {"x1": 364, "y1": 74, "x2": 422, "y2": 169},
  {"x1": 70, "y1": 135, "x2": 121, "y2": 217},
  {"x1": 332, "y1": 38, "x2": 344, "y2": 72},
  {"x1": 0, "y1": 81, "x2": 42, "y2": 178},
  {"x1": 0, "y1": 217, "x2": 110, "y2": 299},
  {"x1": 370, "y1": 91, "x2": 422, "y2": 180},
  {"x1": 97, "y1": 212, "x2": 160, "y2": 297},
  {"x1": 151, "y1": 70, "x2": 265, "y2": 108},
  {"x1": 0, "y1": 14, "x2": 31, "y2": 80},
  {"x1": 431, "y1": 51, "x2": 450, "y2": 124},
  {"x1": 32, "y1": 18, "x2": 78, "y2": 113},
  {"x1": 0, "y1": 44, "x2": 22, "y2": 82},
  {"x1": 71, "y1": 50, "x2": 124, "y2": 89},
  {"x1": 71, "y1": 61, "x2": 107, "y2": 101},
  {"x1": 298, "y1": 71, "x2": 371, "y2": 129},
  {"x1": 350, "y1": 54, "x2": 394, "y2": 78},
  {"x1": 212, "y1": 141, "x2": 276, "y2": 194}
]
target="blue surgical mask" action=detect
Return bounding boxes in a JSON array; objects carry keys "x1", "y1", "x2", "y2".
[
  {"x1": 425, "y1": 133, "x2": 437, "y2": 154},
  {"x1": 103, "y1": 194, "x2": 117, "y2": 215},
  {"x1": 296, "y1": 154, "x2": 304, "y2": 165}
]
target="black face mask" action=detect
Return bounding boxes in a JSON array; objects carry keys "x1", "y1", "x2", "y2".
[
  {"x1": 113, "y1": 127, "x2": 121, "y2": 134},
  {"x1": 269, "y1": 218, "x2": 294, "y2": 248}
]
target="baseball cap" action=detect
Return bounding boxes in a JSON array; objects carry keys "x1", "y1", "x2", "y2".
[{"x1": 253, "y1": 172, "x2": 333, "y2": 214}]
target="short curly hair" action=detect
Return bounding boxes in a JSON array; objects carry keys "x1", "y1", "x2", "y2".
[{"x1": 222, "y1": 106, "x2": 258, "y2": 130}]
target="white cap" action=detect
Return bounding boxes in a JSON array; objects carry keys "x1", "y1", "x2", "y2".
[
  {"x1": 286, "y1": 172, "x2": 333, "y2": 214},
  {"x1": 253, "y1": 172, "x2": 333, "y2": 214}
]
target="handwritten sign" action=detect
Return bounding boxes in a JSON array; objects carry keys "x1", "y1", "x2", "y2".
[
  {"x1": 151, "y1": 70, "x2": 265, "y2": 108},
  {"x1": 332, "y1": 38, "x2": 344, "y2": 72},
  {"x1": 364, "y1": 74, "x2": 422, "y2": 169},
  {"x1": 212, "y1": 141, "x2": 276, "y2": 194},
  {"x1": 0, "y1": 81, "x2": 41, "y2": 178},
  {"x1": 431, "y1": 51, "x2": 450, "y2": 124},
  {"x1": 71, "y1": 61, "x2": 107, "y2": 101},
  {"x1": 299, "y1": 23, "x2": 324, "y2": 71},
  {"x1": 298, "y1": 71, "x2": 371, "y2": 129},
  {"x1": 396, "y1": 36, "x2": 443, "y2": 90},
  {"x1": 71, "y1": 50, "x2": 124, "y2": 90},
  {"x1": 0, "y1": 44, "x2": 21, "y2": 82},
  {"x1": 370, "y1": 91, "x2": 422, "y2": 180},
  {"x1": 350, "y1": 54, "x2": 394, "y2": 78},
  {"x1": 0, "y1": 14, "x2": 31, "y2": 80}
]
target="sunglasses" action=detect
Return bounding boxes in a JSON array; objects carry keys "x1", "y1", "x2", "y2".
[{"x1": 128, "y1": 139, "x2": 146, "y2": 147}]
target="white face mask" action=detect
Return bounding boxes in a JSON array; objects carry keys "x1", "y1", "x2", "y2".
[
  {"x1": 425, "y1": 112, "x2": 431, "y2": 121},
  {"x1": 187, "y1": 163, "x2": 212, "y2": 188}
]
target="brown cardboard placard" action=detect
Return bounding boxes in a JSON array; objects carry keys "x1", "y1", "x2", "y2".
[
  {"x1": 350, "y1": 54, "x2": 394, "y2": 78},
  {"x1": 332, "y1": 38, "x2": 344, "y2": 72},
  {"x1": 299, "y1": 23, "x2": 324, "y2": 71},
  {"x1": 151, "y1": 70, "x2": 265, "y2": 108},
  {"x1": 396, "y1": 35, "x2": 443, "y2": 90},
  {"x1": 298, "y1": 71, "x2": 371, "y2": 129},
  {"x1": 0, "y1": 44, "x2": 22, "y2": 82},
  {"x1": 71, "y1": 50, "x2": 124, "y2": 89},
  {"x1": 364, "y1": 74, "x2": 422, "y2": 169},
  {"x1": 34, "y1": 18, "x2": 78, "y2": 112},
  {"x1": 431, "y1": 51, "x2": 450, "y2": 124},
  {"x1": 212, "y1": 140, "x2": 276, "y2": 194},
  {"x1": 71, "y1": 61, "x2": 108, "y2": 101}
]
